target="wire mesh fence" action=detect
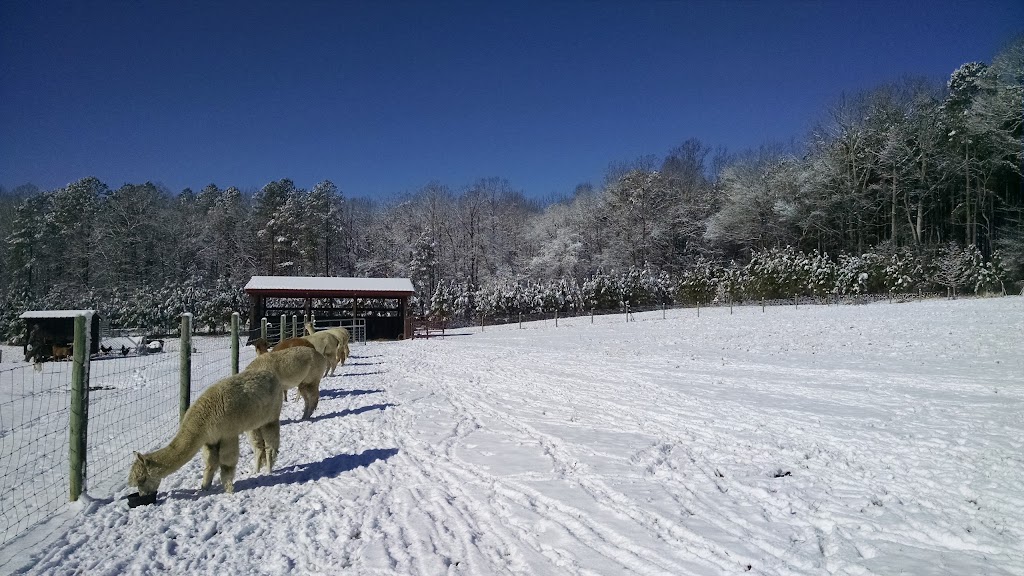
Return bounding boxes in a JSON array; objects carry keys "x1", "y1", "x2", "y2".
[
  {"x1": 0, "y1": 318, "x2": 250, "y2": 551},
  {"x1": 0, "y1": 361, "x2": 72, "y2": 550},
  {"x1": 82, "y1": 338, "x2": 185, "y2": 499}
]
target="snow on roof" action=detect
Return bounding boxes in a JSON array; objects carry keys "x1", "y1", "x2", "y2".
[
  {"x1": 244, "y1": 276, "x2": 415, "y2": 294},
  {"x1": 19, "y1": 309, "x2": 97, "y2": 319}
]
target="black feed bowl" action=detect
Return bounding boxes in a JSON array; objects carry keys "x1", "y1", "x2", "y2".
[{"x1": 127, "y1": 491, "x2": 157, "y2": 508}]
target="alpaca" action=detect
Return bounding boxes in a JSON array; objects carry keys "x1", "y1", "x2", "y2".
[
  {"x1": 304, "y1": 322, "x2": 347, "y2": 375},
  {"x1": 245, "y1": 346, "x2": 331, "y2": 420},
  {"x1": 127, "y1": 370, "x2": 284, "y2": 495},
  {"x1": 251, "y1": 337, "x2": 318, "y2": 400},
  {"x1": 251, "y1": 337, "x2": 315, "y2": 356},
  {"x1": 317, "y1": 326, "x2": 351, "y2": 366}
]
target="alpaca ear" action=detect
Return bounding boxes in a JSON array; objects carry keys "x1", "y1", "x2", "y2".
[{"x1": 134, "y1": 451, "x2": 145, "y2": 465}]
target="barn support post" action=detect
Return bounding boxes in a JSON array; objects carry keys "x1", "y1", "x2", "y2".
[
  {"x1": 231, "y1": 312, "x2": 239, "y2": 375},
  {"x1": 179, "y1": 313, "x2": 192, "y2": 422},
  {"x1": 69, "y1": 314, "x2": 90, "y2": 501}
]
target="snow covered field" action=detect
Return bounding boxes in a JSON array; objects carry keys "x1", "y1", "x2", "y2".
[{"x1": 2, "y1": 296, "x2": 1022, "y2": 575}]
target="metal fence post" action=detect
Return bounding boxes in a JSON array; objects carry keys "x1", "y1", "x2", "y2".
[
  {"x1": 180, "y1": 313, "x2": 192, "y2": 422},
  {"x1": 69, "y1": 314, "x2": 89, "y2": 501},
  {"x1": 231, "y1": 312, "x2": 239, "y2": 375}
]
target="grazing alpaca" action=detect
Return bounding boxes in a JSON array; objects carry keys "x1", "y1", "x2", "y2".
[
  {"x1": 245, "y1": 346, "x2": 331, "y2": 420},
  {"x1": 304, "y1": 322, "x2": 347, "y2": 375},
  {"x1": 127, "y1": 370, "x2": 284, "y2": 495}
]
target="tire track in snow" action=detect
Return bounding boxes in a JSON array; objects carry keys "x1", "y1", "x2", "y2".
[{"x1": 388, "y1": 347, "x2": 739, "y2": 575}]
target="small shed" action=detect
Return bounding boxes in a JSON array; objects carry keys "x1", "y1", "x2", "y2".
[
  {"x1": 244, "y1": 276, "x2": 416, "y2": 340},
  {"x1": 20, "y1": 309, "x2": 101, "y2": 362}
]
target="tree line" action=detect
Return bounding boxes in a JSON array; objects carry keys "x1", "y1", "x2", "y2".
[{"x1": 0, "y1": 41, "x2": 1020, "y2": 341}]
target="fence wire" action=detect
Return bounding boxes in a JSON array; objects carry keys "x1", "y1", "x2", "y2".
[
  {"x1": 83, "y1": 339, "x2": 184, "y2": 498},
  {"x1": 0, "y1": 327, "x2": 250, "y2": 553},
  {"x1": 0, "y1": 361, "x2": 72, "y2": 549}
]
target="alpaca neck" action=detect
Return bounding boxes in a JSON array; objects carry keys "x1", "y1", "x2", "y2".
[{"x1": 147, "y1": 427, "x2": 206, "y2": 478}]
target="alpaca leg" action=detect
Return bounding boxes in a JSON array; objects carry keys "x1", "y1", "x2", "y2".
[
  {"x1": 247, "y1": 429, "x2": 266, "y2": 473},
  {"x1": 259, "y1": 420, "x2": 280, "y2": 472},
  {"x1": 201, "y1": 444, "x2": 219, "y2": 491},
  {"x1": 218, "y1": 435, "x2": 240, "y2": 493},
  {"x1": 299, "y1": 381, "x2": 320, "y2": 420}
]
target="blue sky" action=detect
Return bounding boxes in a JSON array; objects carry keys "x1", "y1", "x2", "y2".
[{"x1": 1, "y1": 1, "x2": 1021, "y2": 200}]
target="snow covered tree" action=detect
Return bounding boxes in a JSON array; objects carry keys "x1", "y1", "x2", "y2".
[
  {"x1": 409, "y1": 233, "x2": 438, "y2": 317},
  {"x1": 932, "y1": 242, "x2": 973, "y2": 297},
  {"x1": 251, "y1": 179, "x2": 300, "y2": 274},
  {"x1": 95, "y1": 182, "x2": 165, "y2": 289},
  {"x1": 705, "y1": 149, "x2": 800, "y2": 255}
]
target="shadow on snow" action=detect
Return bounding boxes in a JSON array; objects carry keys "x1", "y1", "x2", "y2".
[
  {"x1": 317, "y1": 388, "x2": 383, "y2": 400},
  {"x1": 236, "y1": 448, "x2": 399, "y2": 490},
  {"x1": 280, "y1": 403, "x2": 396, "y2": 425},
  {"x1": 160, "y1": 448, "x2": 400, "y2": 499}
]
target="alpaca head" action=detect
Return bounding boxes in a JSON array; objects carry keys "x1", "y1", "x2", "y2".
[
  {"x1": 128, "y1": 452, "x2": 161, "y2": 495},
  {"x1": 251, "y1": 338, "x2": 269, "y2": 355}
]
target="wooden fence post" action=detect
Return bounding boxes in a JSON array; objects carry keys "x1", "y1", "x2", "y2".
[
  {"x1": 69, "y1": 314, "x2": 89, "y2": 501},
  {"x1": 261, "y1": 317, "x2": 268, "y2": 341},
  {"x1": 231, "y1": 312, "x2": 239, "y2": 375},
  {"x1": 280, "y1": 314, "x2": 286, "y2": 344},
  {"x1": 180, "y1": 313, "x2": 192, "y2": 422},
  {"x1": 292, "y1": 315, "x2": 298, "y2": 338}
]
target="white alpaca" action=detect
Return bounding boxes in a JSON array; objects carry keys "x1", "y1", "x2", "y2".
[
  {"x1": 127, "y1": 370, "x2": 283, "y2": 495},
  {"x1": 321, "y1": 326, "x2": 351, "y2": 366},
  {"x1": 299, "y1": 319, "x2": 344, "y2": 375},
  {"x1": 304, "y1": 322, "x2": 349, "y2": 374},
  {"x1": 245, "y1": 346, "x2": 330, "y2": 420}
]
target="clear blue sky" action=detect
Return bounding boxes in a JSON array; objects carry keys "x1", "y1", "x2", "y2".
[{"x1": 1, "y1": 1, "x2": 1021, "y2": 200}]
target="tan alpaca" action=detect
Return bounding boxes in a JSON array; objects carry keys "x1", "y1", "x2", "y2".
[
  {"x1": 127, "y1": 370, "x2": 284, "y2": 496},
  {"x1": 251, "y1": 337, "x2": 318, "y2": 400},
  {"x1": 245, "y1": 346, "x2": 331, "y2": 420},
  {"x1": 252, "y1": 337, "x2": 316, "y2": 355},
  {"x1": 304, "y1": 322, "x2": 349, "y2": 374}
]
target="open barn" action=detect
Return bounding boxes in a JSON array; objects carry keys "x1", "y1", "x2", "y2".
[
  {"x1": 243, "y1": 276, "x2": 416, "y2": 341},
  {"x1": 19, "y1": 310, "x2": 101, "y2": 363}
]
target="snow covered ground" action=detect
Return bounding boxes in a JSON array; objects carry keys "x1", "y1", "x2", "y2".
[{"x1": 1, "y1": 296, "x2": 1022, "y2": 575}]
